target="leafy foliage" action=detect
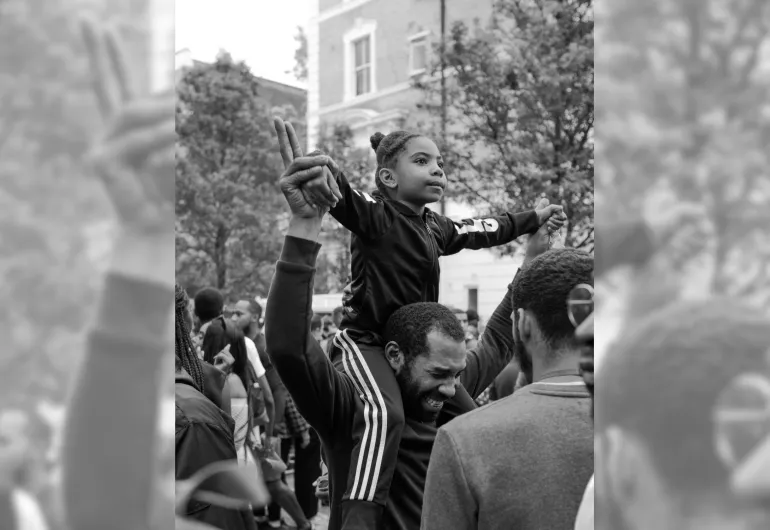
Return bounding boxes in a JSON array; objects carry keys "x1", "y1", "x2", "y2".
[
  {"x1": 175, "y1": 52, "x2": 297, "y2": 300},
  {"x1": 598, "y1": 0, "x2": 770, "y2": 303},
  {"x1": 291, "y1": 26, "x2": 308, "y2": 83},
  {"x1": 0, "y1": 0, "x2": 139, "y2": 406},
  {"x1": 416, "y1": 0, "x2": 594, "y2": 252},
  {"x1": 312, "y1": 123, "x2": 373, "y2": 292}
]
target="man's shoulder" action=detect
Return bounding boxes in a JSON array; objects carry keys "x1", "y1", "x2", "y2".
[
  {"x1": 175, "y1": 382, "x2": 233, "y2": 434},
  {"x1": 442, "y1": 387, "x2": 587, "y2": 441}
]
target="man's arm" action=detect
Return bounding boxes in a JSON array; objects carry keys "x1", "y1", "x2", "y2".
[
  {"x1": 436, "y1": 211, "x2": 539, "y2": 257},
  {"x1": 265, "y1": 218, "x2": 357, "y2": 443},
  {"x1": 421, "y1": 429, "x2": 476, "y2": 530},
  {"x1": 459, "y1": 224, "x2": 552, "y2": 398},
  {"x1": 458, "y1": 279, "x2": 517, "y2": 400},
  {"x1": 327, "y1": 169, "x2": 394, "y2": 241}
]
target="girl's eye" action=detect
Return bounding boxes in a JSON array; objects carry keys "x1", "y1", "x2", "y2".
[
  {"x1": 415, "y1": 158, "x2": 427, "y2": 164},
  {"x1": 438, "y1": 162, "x2": 444, "y2": 169}
]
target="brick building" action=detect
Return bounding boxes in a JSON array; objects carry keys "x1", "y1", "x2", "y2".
[{"x1": 306, "y1": 0, "x2": 525, "y2": 320}]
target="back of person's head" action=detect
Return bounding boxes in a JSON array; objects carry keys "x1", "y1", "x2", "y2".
[
  {"x1": 370, "y1": 130, "x2": 421, "y2": 197},
  {"x1": 384, "y1": 302, "x2": 465, "y2": 365},
  {"x1": 596, "y1": 299, "x2": 770, "y2": 523},
  {"x1": 466, "y1": 308, "x2": 479, "y2": 326},
  {"x1": 194, "y1": 287, "x2": 224, "y2": 323},
  {"x1": 310, "y1": 314, "x2": 323, "y2": 333},
  {"x1": 201, "y1": 315, "x2": 228, "y2": 364},
  {"x1": 512, "y1": 248, "x2": 593, "y2": 350},
  {"x1": 175, "y1": 284, "x2": 205, "y2": 391}
]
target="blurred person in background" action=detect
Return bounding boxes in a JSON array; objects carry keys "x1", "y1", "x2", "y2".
[
  {"x1": 196, "y1": 287, "x2": 229, "y2": 360},
  {"x1": 178, "y1": 286, "x2": 233, "y2": 414},
  {"x1": 0, "y1": 410, "x2": 49, "y2": 530},
  {"x1": 272, "y1": 396, "x2": 322, "y2": 527},
  {"x1": 595, "y1": 301, "x2": 770, "y2": 530},
  {"x1": 310, "y1": 315, "x2": 324, "y2": 343},
  {"x1": 230, "y1": 298, "x2": 309, "y2": 528}
]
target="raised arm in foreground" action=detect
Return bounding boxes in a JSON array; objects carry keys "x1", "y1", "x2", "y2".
[
  {"x1": 266, "y1": 130, "x2": 358, "y2": 442},
  {"x1": 459, "y1": 223, "x2": 554, "y2": 399},
  {"x1": 61, "y1": 20, "x2": 175, "y2": 530}
]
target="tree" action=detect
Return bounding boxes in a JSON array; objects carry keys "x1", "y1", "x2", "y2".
[
  {"x1": 312, "y1": 123, "x2": 372, "y2": 293},
  {"x1": 0, "y1": 0, "x2": 143, "y2": 406},
  {"x1": 292, "y1": 26, "x2": 308, "y2": 83},
  {"x1": 416, "y1": 0, "x2": 594, "y2": 252},
  {"x1": 175, "y1": 52, "x2": 293, "y2": 300},
  {"x1": 598, "y1": 0, "x2": 770, "y2": 305}
]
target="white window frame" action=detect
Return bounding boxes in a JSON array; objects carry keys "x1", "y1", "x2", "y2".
[
  {"x1": 343, "y1": 20, "x2": 377, "y2": 101},
  {"x1": 408, "y1": 31, "x2": 431, "y2": 76}
]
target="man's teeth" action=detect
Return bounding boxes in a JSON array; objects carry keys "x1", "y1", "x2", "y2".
[{"x1": 426, "y1": 398, "x2": 443, "y2": 408}]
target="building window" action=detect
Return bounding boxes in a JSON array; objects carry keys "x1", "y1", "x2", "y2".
[
  {"x1": 408, "y1": 33, "x2": 430, "y2": 75},
  {"x1": 353, "y1": 35, "x2": 372, "y2": 96},
  {"x1": 467, "y1": 287, "x2": 478, "y2": 312},
  {"x1": 343, "y1": 19, "x2": 377, "y2": 101}
]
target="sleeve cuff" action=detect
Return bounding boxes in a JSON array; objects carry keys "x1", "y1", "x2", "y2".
[
  {"x1": 512, "y1": 210, "x2": 539, "y2": 235},
  {"x1": 280, "y1": 236, "x2": 322, "y2": 267}
]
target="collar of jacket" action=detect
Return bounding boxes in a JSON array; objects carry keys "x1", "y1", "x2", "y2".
[{"x1": 383, "y1": 196, "x2": 435, "y2": 221}]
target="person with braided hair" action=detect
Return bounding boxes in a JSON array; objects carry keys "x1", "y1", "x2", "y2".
[
  {"x1": 176, "y1": 284, "x2": 234, "y2": 414},
  {"x1": 273, "y1": 119, "x2": 568, "y2": 529}
]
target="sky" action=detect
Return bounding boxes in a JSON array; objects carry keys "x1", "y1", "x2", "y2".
[{"x1": 175, "y1": 0, "x2": 312, "y2": 88}]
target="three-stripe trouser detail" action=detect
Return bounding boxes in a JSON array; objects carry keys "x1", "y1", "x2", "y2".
[{"x1": 333, "y1": 330, "x2": 389, "y2": 502}]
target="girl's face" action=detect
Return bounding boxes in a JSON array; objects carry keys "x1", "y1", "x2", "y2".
[{"x1": 388, "y1": 136, "x2": 447, "y2": 207}]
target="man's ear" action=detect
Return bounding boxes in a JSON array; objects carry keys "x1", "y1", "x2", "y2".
[
  {"x1": 517, "y1": 308, "x2": 532, "y2": 342},
  {"x1": 384, "y1": 341, "x2": 405, "y2": 372},
  {"x1": 378, "y1": 167, "x2": 398, "y2": 189}
]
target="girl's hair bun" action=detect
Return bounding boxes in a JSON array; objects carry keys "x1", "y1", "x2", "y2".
[{"x1": 370, "y1": 132, "x2": 385, "y2": 152}]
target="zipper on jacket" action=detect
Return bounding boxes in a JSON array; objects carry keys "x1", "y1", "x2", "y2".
[{"x1": 423, "y1": 216, "x2": 438, "y2": 300}]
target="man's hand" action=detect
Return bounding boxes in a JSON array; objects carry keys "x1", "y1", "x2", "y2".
[
  {"x1": 81, "y1": 19, "x2": 174, "y2": 284},
  {"x1": 274, "y1": 118, "x2": 341, "y2": 211},
  {"x1": 535, "y1": 200, "x2": 567, "y2": 233},
  {"x1": 525, "y1": 224, "x2": 552, "y2": 263},
  {"x1": 279, "y1": 155, "x2": 340, "y2": 219}
]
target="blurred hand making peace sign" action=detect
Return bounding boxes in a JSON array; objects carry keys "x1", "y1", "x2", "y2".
[
  {"x1": 82, "y1": 19, "x2": 175, "y2": 237},
  {"x1": 81, "y1": 18, "x2": 174, "y2": 285}
]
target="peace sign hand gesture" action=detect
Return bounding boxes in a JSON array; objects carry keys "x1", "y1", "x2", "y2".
[
  {"x1": 80, "y1": 19, "x2": 174, "y2": 285},
  {"x1": 82, "y1": 19, "x2": 175, "y2": 235},
  {"x1": 273, "y1": 117, "x2": 342, "y2": 218}
]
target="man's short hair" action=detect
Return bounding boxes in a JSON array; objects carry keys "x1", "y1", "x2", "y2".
[
  {"x1": 466, "y1": 308, "x2": 479, "y2": 324},
  {"x1": 310, "y1": 314, "x2": 323, "y2": 332},
  {"x1": 512, "y1": 249, "x2": 593, "y2": 347},
  {"x1": 194, "y1": 287, "x2": 225, "y2": 322},
  {"x1": 384, "y1": 302, "x2": 465, "y2": 364},
  {"x1": 596, "y1": 300, "x2": 770, "y2": 500}
]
